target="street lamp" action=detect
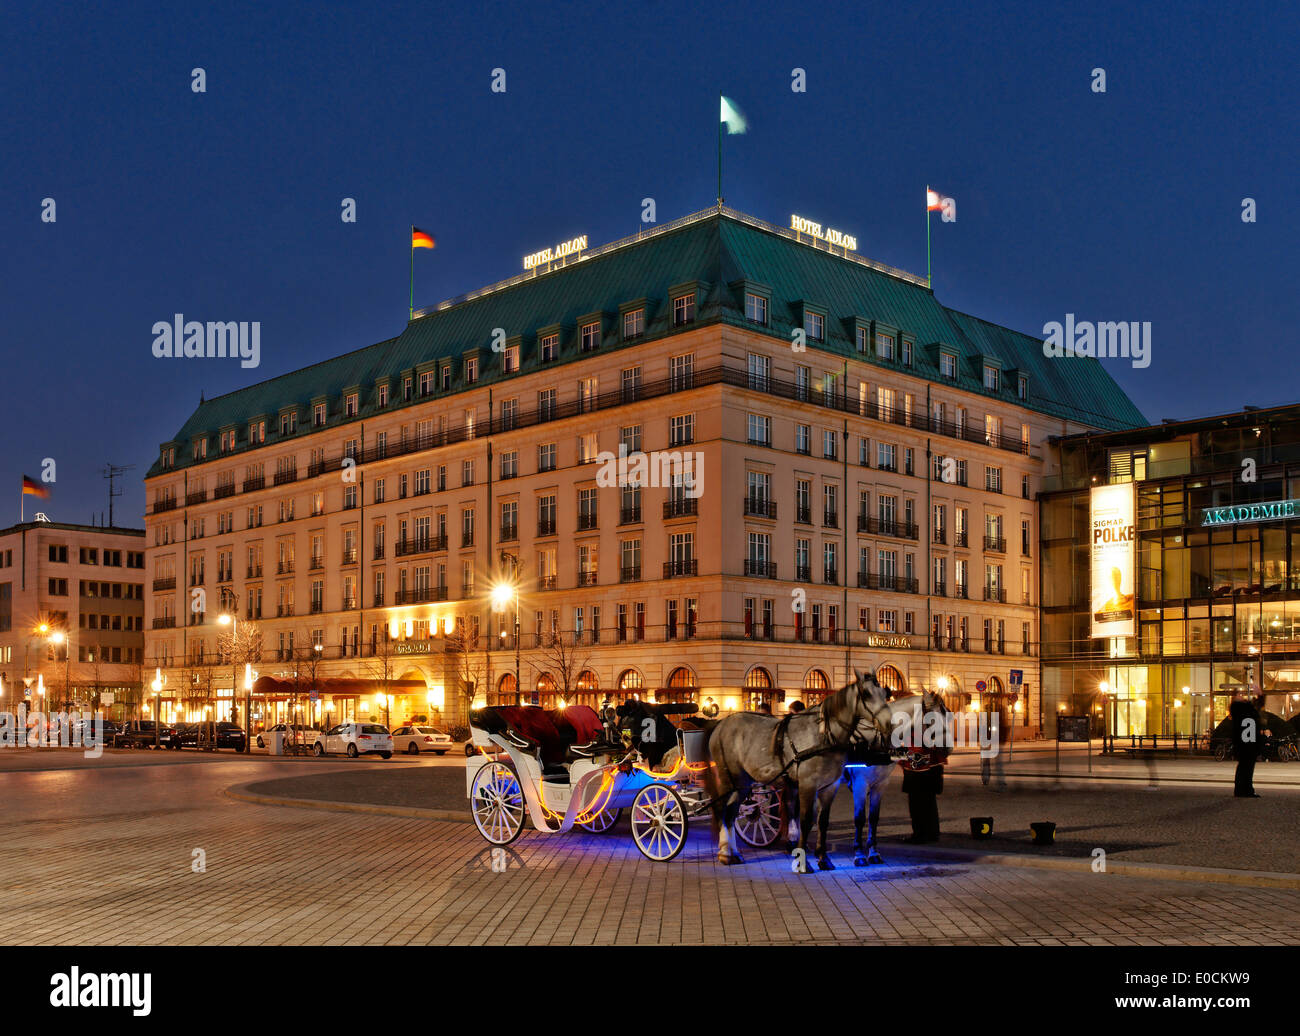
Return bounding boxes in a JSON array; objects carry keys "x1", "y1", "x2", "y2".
[
  {"x1": 493, "y1": 553, "x2": 522, "y2": 706},
  {"x1": 50, "y1": 631, "x2": 71, "y2": 711}
]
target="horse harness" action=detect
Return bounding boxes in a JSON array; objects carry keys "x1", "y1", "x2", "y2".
[{"x1": 771, "y1": 682, "x2": 887, "y2": 779}]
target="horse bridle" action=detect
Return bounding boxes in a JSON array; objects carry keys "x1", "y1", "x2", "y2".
[{"x1": 822, "y1": 677, "x2": 892, "y2": 754}]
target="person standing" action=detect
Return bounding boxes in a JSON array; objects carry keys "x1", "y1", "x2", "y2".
[
  {"x1": 902, "y1": 694, "x2": 951, "y2": 843},
  {"x1": 1230, "y1": 688, "x2": 1264, "y2": 798}
]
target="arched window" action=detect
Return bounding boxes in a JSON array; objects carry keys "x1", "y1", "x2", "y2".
[
  {"x1": 667, "y1": 667, "x2": 696, "y2": 688},
  {"x1": 534, "y1": 672, "x2": 557, "y2": 710},
  {"x1": 574, "y1": 669, "x2": 599, "y2": 707},
  {"x1": 875, "y1": 664, "x2": 907, "y2": 698},
  {"x1": 744, "y1": 667, "x2": 773, "y2": 689},
  {"x1": 935, "y1": 676, "x2": 961, "y2": 712},
  {"x1": 803, "y1": 668, "x2": 830, "y2": 705},
  {"x1": 617, "y1": 669, "x2": 643, "y2": 694},
  {"x1": 494, "y1": 672, "x2": 517, "y2": 706}
]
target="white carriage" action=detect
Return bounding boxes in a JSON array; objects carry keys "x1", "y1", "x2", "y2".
[{"x1": 465, "y1": 703, "x2": 783, "y2": 861}]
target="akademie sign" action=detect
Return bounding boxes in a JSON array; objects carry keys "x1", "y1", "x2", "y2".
[{"x1": 1201, "y1": 499, "x2": 1299, "y2": 527}]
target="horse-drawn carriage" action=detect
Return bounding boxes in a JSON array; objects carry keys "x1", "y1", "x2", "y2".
[{"x1": 465, "y1": 701, "x2": 782, "y2": 861}]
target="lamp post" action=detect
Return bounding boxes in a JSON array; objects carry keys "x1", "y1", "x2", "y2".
[
  {"x1": 216, "y1": 591, "x2": 242, "y2": 752},
  {"x1": 23, "y1": 622, "x2": 51, "y2": 706},
  {"x1": 492, "y1": 553, "x2": 521, "y2": 706},
  {"x1": 50, "y1": 631, "x2": 70, "y2": 711}
]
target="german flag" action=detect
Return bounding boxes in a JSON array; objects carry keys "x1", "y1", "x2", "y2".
[
  {"x1": 22, "y1": 475, "x2": 50, "y2": 499},
  {"x1": 411, "y1": 227, "x2": 435, "y2": 250}
]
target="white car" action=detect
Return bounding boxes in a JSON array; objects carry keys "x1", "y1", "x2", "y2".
[
  {"x1": 313, "y1": 722, "x2": 393, "y2": 759},
  {"x1": 391, "y1": 724, "x2": 453, "y2": 755},
  {"x1": 256, "y1": 723, "x2": 320, "y2": 749}
]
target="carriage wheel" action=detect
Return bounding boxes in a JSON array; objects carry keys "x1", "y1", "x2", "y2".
[
  {"x1": 630, "y1": 785, "x2": 688, "y2": 861},
  {"x1": 577, "y1": 806, "x2": 621, "y2": 833},
  {"x1": 736, "y1": 785, "x2": 782, "y2": 847},
  {"x1": 470, "y1": 760, "x2": 526, "y2": 845},
  {"x1": 1214, "y1": 743, "x2": 1229, "y2": 762}
]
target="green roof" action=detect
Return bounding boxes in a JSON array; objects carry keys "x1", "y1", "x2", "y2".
[{"x1": 151, "y1": 208, "x2": 1146, "y2": 477}]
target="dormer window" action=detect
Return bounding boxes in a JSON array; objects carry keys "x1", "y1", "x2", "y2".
[
  {"x1": 440, "y1": 364, "x2": 452, "y2": 390},
  {"x1": 804, "y1": 311, "x2": 824, "y2": 342},
  {"x1": 940, "y1": 352, "x2": 957, "y2": 379},
  {"x1": 673, "y1": 293, "x2": 695, "y2": 326},
  {"x1": 464, "y1": 356, "x2": 478, "y2": 383},
  {"x1": 623, "y1": 308, "x2": 644, "y2": 340},
  {"x1": 876, "y1": 334, "x2": 895, "y2": 361},
  {"x1": 377, "y1": 384, "x2": 389, "y2": 408},
  {"x1": 345, "y1": 393, "x2": 358, "y2": 417},
  {"x1": 902, "y1": 339, "x2": 914, "y2": 367},
  {"x1": 313, "y1": 402, "x2": 327, "y2": 427},
  {"x1": 745, "y1": 293, "x2": 768, "y2": 325},
  {"x1": 580, "y1": 320, "x2": 601, "y2": 353},
  {"x1": 419, "y1": 371, "x2": 433, "y2": 396},
  {"x1": 540, "y1": 333, "x2": 559, "y2": 362},
  {"x1": 1017, "y1": 374, "x2": 1029, "y2": 400},
  {"x1": 855, "y1": 326, "x2": 869, "y2": 353},
  {"x1": 504, "y1": 344, "x2": 520, "y2": 373},
  {"x1": 983, "y1": 365, "x2": 1000, "y2": 392},
  {"x1": 280, "y1": 411, "x2": 298, "y2": 436}
]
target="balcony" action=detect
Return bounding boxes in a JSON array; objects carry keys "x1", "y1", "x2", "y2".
[
  {"x1": 246, "y1": 566, "x2": 262, "y2": 579},
  {"x1": 577, "y1": 571, "x2": 599, "y2": 586},
  {"x1": 242, "y1": 475, "x2": 265, "y2": 493},
  {"x1": 984, "y1": 587, "x2": 1007, "y2": 603},
  {"x1": 185, "y1": 490, "x2": 207, "y2": 506},
  {"x1": 857, "y1": 572, "x2": 920, "y2": 593},
  {"x1": 277, "y1": 561, "x2": 295, "y2": 575},
  {"x1": 858, "y1": 516, "x2": 919, "y2": 540},
  {"x1": 536, "y1": 519, "x2": 557, "y2": 537},
  {"x1": 499, "y1": 523, "x2": 518, "y2": 542},
  {"x1": 273, "y1": 468, "x2": 298, "y2": 486},
  {"x1": 310, "y1": 601, "x2": 324, "y2": 614},
  {"x1": 152, "y1": 497, "x2": 178, "y2": 514},
  {"x1": 795, "y1": 564, "x2": 811, "y2": 582},
  {"x1": 152, "y1": 577, "x2": 176, "y2": 592},
  {"x1": 619, "y1": 506, "x2": 643, "y2": 525},
  {"x1": 744, "y1": 497, "x2": 777, "y2": 520},
  {"x1": 743, "y1": 559, "x2": 777, "y2": 579},
  {"x1": 823, "y1": 511, "x2": 839, "y2": 529},
  {"x1": 342, "y1": 597, "x2": 357, "y2": 611},
  {"x1": 663, "y1": 559, "x2": 698, "y2": 579},
  {"x1": 341, "y1": 549, "x2": 358, "y2": 565},
  {"x1": 537, "y1": 575, "x2": 558, "y2": 591},
  {"x1": 954, "y1": 584, "x2": 969, "y2": 599},
  {"x1": 373, "y1": 545, "x2": 385, "y2": 560},
  {"x1": 620, "y1": 565, "x2": 642, "y2": 583},
  {"x1": 373, "y1": 592, "x2": 384, "y2": 607},
  {"x1": 277, "y1": 605, "x2": 295, "y2": 617},
  {"x1": 795, "y1": 505, "x2": 812, "y2": 524},
  {"x1": 955, "y1": 531, "x2": 969, "y2": 548},
  {"x1": 151, "y1": 617, "x2": 176, "y2": 629},
  {"x1": 662, "y1": 498, "x2": 697, "y2": 520},
  {"x1": 309, "y1": 557, "x2": 325, "y2": 571},
  {"x1": 983, "y1": 535, "x2": 1006, "y2": 553},
  {"x1": 933, "y1": 528, "x2": 947, "y2": 545},
  {"x1": 823, "y1": 567, "x2": 838, "y2": 585},
  {"x1": 578, "y1": 512, "x2": 600, "y2": 530},
  {"x1": 461, "y1": 533, "x2": 475, "y2": 549},
  {"x1": 395, "y1": 586, "x2": 448, "y2": 606},
  {"x1": 933, "y1": 582, "x2": 947, "y2": 597},
  {"x1": 214, "y1": 483, "x2": 236, "y2": 500}
]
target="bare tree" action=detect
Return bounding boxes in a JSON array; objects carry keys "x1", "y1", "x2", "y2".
[
  {"x1": 529, "y1": 626, "x2": 593, "y2": 706},
  {"x1": 363, "y1": 627, "x2": 399, "y2": 730},
  {"x1": 445, "y1": 613, "x2": 488, "y2": 727},
  {"x1": 216, "y1": 619, "x2": 264, "y2": 727}
]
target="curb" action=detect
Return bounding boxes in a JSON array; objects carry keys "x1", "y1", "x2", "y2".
[
  {"x1": 225, "y1": 782, "x2": 1300, "y2": 890},
  {"x1": 224, "y1": 783, "x2": 468, "y2": 824},
  {"x1": 879, "y1": 841, "x2": 1300, "y2": 889}
]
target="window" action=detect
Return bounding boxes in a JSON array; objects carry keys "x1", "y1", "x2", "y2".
[
  {"x1": 823, "y1": 429, "x2": 837, "y2": 459},
  {"x1": 877, "y1": 442, "x2": 897, "y2": 471},
  {"x1": 581, "y1": 320, "x2": 601, "y2": 352},
  {"x1": 983, "y1": 365, "x2": 1000, "y2": 392},
  {"x1": 462, "y1": 459, "x2": 475, "y2": 486},
  {"x1": 376, "y1": 384, "x2": 389, "y2": 408},
  {"x1": 465, "y1": 356, "x2": 478, "y2": 383},
  {"x1": 504, "y1": 344, "x2": 519, "y2": 373},
  {"x1": 902, "y1": 339, "x2": 914, "y2": 367},
  {"x1": 804, "y1": 311, "x2": 824, "y2": 342},
  {"x1": 538, "y1": 443, "x2": 557, "y2": 472},
  {"x1": 540, "y1": 333, "x2": 558, "y2": 362},
  {"x1": 621, "y1": 366, "x2": 641, "y2": 403},
  {"x1": 855, "y1": 326, "x2": 869, "y2": 353},
  {"x1": 441, "y1": 364, "x2": 452, "y2": 390},
  {"x1": 985, "y1": 465, "x2": 1003, "y2": 493},
  {"x1": 747, "y1": 353, "x2": 770, "y2": 392},
  {"x1": 747, "y1": 414, "x2": 771, "y2": 446},
  {"x1": 795, "y1": 424, "x2": 811, "y2": 455},
  {"x1": 500, "y1": 397, "x2": 517, "y2": 430},
  {"x1": 623, "y1": 308, "x2": 644, "y2": 339},
  {"x1": 669, "y1": 353, "x2": 693, "y2": 390},
  {"x1": 673, "y1": 293, "x2": 695, "y2": 325},
  {"x1": 345, "y1": 393, "x2": 358, "y2": 417},
  {"x1": 313, "y1": 402, "x2": 326, "y2": 427},
  {"x1": 1017, "y1": 374, "x2": 1028, "y2": 400},
  {"x1": 940, "y1": 352, "x2": 957, "y2": 379},
  {"x1": 745, "y1": 293, "x2": 768, "y2": 325},
  {"x1": 876, "y1": 334, "x2": 895, "y2": 361},
  {"x1": 620, "y1": 425, "x2": 642, "y2": 454},
  {"x1": 538, "y1": 388, "x2": 556, "y2": 420},
  {"x1": 669, "y1": 414, "x2": 694, "y2": 447}
]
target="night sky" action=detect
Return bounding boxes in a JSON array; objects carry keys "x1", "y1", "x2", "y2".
[{"x1": 3, "y1": 0, "x2": 1295, "y2": 526}]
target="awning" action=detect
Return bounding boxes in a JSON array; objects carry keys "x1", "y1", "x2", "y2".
[{"x1": 251, "y1": 676, "x2": 430, "y2": 698}]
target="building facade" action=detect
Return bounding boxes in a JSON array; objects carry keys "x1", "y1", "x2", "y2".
[
  {"x1": 0, "y1": 520, "x2": 146, "y2": 717},
  {"x1": 142, "y1": 206, "x2": 1144, "y2": 735},
  {"x1": 1040, "y1": 403, "x2": 1300, "y2": 737}
]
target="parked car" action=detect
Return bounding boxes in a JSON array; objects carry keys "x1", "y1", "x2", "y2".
[
  {"x1": 158, "y1": 723, "x2": 193, "y2": 749},
  {"x1": 255, "y1": 723, "x2": 320, "y2": 749},
  {"x1": 391, "y1": 724, "x2": 453, "y2": 755},
  {"x1": 71, "y1": 717, "x2": 120, "y2": 746},
  {"x1": 175, "y1": 721, "x2": 247, "y2": 751},
  {"x1": 312, "y1": 722, "x2": 393, "y2": 759},
  {"x1": 113, "y1": 721, "x2": 160, "y2": 749}
]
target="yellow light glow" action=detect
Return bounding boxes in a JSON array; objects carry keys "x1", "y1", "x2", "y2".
[
  {"x1": 1174, "y1": 700, "x2": 1183, "y2": 708},
  {"x1": 491, "y1": 582, "x2": 514, "y2": 610},
  {"x1": 218, "y1": 614, "x2": 231, "y2": 626},
  {"x1": 1098, "y1": 681, "x2": 1109, "y2": 694},
  {"x1": 405, "y1": 619, "x2": 414, "y2": 638},
  {"x1": 428, "y1": 685, "x2": 445, "y2": 709},
  {"x1": 389, "y1": 618, "x2": 400, "y2": 639},
  {"x1": 51, "y1": 631, "x2": 65, "y2": 645},
  {"x1": 442, "y1": 616, "x2": 455, "y2": 635},
  {"x1": 936, "y1": 676, "x2": 949, "y2": 690}
]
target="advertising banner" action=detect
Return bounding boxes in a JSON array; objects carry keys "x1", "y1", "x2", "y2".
[{"x1": 1090, "y1": 483, "x2": 1136, "y2": 638}]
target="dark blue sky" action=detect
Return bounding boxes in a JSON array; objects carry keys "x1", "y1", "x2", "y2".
[{"x1": 3, "y1": 0, "x2": 1295, "y2": 526}]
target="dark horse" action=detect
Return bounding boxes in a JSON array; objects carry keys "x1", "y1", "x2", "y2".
[{"x1": 705, "y1": 668, "x2": 897, "y2": 870}]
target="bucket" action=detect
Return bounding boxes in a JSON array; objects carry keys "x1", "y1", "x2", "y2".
[
  {"x1": 681, "y1": 728, "x2": 710, "y2": 765},
  {"x1": 969, "y1": 817, "x2": 994, "y2": 839},
  {"x1": 1030, "y1": 822, "x2": 1056, "y2": 846}
]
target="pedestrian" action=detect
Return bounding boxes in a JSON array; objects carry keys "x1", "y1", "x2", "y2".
[
  {"x1": 757, "y1": 701, "x2": 772, "y2": 716},
  {"x1": 1230, "y1": 688, "x2": 1264, "y2": 798},
  {"x1": 902, "y1": 743, "x2": 949, "y2": 845},
  {"x1": 787, "y1": 700, "x2": 806, "y2": 714}
]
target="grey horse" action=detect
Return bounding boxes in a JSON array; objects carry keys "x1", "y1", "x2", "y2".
[{"x1": 705, "y1": 667, "x2": 896, "y2": 870}]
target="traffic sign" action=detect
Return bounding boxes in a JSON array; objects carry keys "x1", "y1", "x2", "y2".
[
  {"x1": 1009, "y1": 669, "x2": 1023, "y2": 687},
  {"x1": 309, "y1": 689, "x2": 319, "y2": 703},
  {"x1": 975, "y1": 679, "x2": 987, "y2": 693}
]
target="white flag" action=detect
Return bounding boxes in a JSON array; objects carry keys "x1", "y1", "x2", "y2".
[{"x1": 720, "y1": 95, "x2": 747, "y2": 135}]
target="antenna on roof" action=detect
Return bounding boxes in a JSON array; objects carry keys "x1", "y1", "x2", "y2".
[{"x1": 103, "y1": 463, "x2": 136, "y2": 529}]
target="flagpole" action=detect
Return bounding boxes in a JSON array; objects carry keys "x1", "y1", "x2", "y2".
[
  {"x1": 409, "y1": 225, "x2": 415, "y2": 321},
  {"x1": 925, "y1": 186, "x2": 932, "y2": 289},
  {"x1": 717, "y1": 94, "x2": 722, "y2": 207}
]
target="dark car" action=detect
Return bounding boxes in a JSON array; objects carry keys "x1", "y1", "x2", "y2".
[
  {"x1": 113, "y1": 720, "x2": 160, "y2": 749},
  {"x1": 159, "y1": 722, "x2": 194, "y2": 749},
  {"x1": 175, "y1": 721, "x2": 248, "y2": 751}
]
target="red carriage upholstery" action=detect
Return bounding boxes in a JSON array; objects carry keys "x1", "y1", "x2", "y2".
[
  {"x1": 551, "y1": 704, "x2": 604, "y2": 747},
  {"x1": 472, "y1": 704, "x2": 607, "y2": 766}
]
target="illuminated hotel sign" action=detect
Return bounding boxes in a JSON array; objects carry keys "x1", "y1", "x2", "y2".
[
  {"x1": 866, "y1": 634, "x2": 912, "y2": 650},
  {"x1": 790, "y1": 214, "x2": 857, "y2": 251},
  {"x1": 394, "y1": 641, "x2": 433, "y2": 656},
  {"x1": 523, "y1": 234, "x2": 588, "y2": 270},
  {"x1": 1201, "y1": 499, "x2": 1300, "y2": 527},
  {"x1": 1090, "y1": 483, "x2": 1136, "y2": 638}
]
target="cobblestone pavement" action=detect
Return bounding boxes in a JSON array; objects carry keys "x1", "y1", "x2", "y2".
[{"x1": 1, "y1": 754, "x2": 1297, "y2": 946}]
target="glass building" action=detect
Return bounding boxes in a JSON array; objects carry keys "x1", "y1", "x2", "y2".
[{"x1": 1040, "y1": 404, "x2": 1300, "y2": 738}]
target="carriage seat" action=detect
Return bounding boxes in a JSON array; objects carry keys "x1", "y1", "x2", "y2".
[
  {"x1": 471, "y1": 705, "x2": 613, "y2": 778},
  {"x1": 548, "y1": 705, "x2": 613, "y2": 759}
]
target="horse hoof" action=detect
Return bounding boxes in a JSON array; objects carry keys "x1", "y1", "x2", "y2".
[
  {"x1": 853, "y1": 854, "x2": 868, "y2": 867},
  {"x1": 817, "y1": 856, "x2": 834, "y2": 871},
  {"x1": 867, "y1": 853, "x2": 885, "y2": 866},
  {"x1": 717, "y1": 852, "x2": 744, "y2": 866}
]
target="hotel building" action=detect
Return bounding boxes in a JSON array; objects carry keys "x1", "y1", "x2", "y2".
[
  {"x1": 142, "y1": 206, "x2": 1144, "y2": 735},
  {"x1": 0, "y1": 520, "x2": 146, "y2": 717},
  {"x1": 1040, "y1": 402, "x2": 1300, "y2": 736}
]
